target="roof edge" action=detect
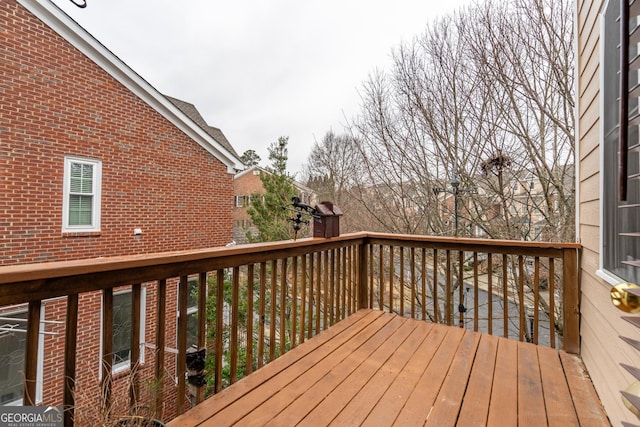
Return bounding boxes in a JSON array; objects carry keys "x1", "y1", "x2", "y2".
[{"x1": 18, "y1": 0, "x2": 243, "y2": 173}]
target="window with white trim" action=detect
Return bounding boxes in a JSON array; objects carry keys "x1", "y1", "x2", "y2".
[
  {"x1": 235, "y1": 196, "x2": 245, "y2": 207},
  {"x1": 602, "y1": 0, "x2": 640, "y2": 284},
  {"x1": 63, "y1": 156, "x2": 102, "y2": 232}
]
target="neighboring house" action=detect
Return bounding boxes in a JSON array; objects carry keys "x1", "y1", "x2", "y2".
[
  {"x1": 0, "y1": 0, "x2": 241, "y2": 420},
  {"x1": 233, "y1": 166, "x2": 316, "y2": 243},
  {"x1": 577, "y1": 0, "x2": 640, "y2": 424}
]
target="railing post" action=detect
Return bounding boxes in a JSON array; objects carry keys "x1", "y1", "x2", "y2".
[
  {"x1": 358, "y1": 240, "x2": 368, "y2": 309},
  {"x1": 562, "y1": 248, "x2": 580, "y2": 354},
  {"x1": 24, "y1": 300, "x2": 41, "y2": 405}
]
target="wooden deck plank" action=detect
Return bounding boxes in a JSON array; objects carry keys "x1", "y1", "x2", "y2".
[
  {"x1": 249, "y1": 315, "x2": 411, "y2": 426},
  {"x1": 425, "y1": 330, "x2": 481, "y2": 427},
  {"x1": 487, "y1": 337, "x2": 518, "y2": 427},
  {"x1": 393, "y1": 326, "x2": 467, "y2": 426},
  {"x1": 327, "y1": 321, "x2": 432, "y2": 426},
  {"x1": 204, "y1": 312, "x2": 398, "y2": 426},
  {"x1": 169, "y1": 309, "x2": 380, "y2": 426},
  {"x1": 168, "y1": 311, "x2": 610, "y2": 427},
  {"x1": 518, "y1": 342, "x2": 548, "y2": 426},
  {"x1": 538, "y1": 346, "x2": 581, "y2": 427},
  {"x1": 361, "y1": 322, "x2": 447, "y2": 426},
  {"x1": 456, "y1": 334, "x2": 499, "y2": 427},
  {"x1": 559, "y1": 351, "x2": 612, "y2": 427}
]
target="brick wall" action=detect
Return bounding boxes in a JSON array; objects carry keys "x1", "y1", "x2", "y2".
[
  {"x1": 1, "y1": 1, "x2": 234, "y2": 266},
  {"x1": 0, "y1": 1, "x2": 234, "y2": 421}
]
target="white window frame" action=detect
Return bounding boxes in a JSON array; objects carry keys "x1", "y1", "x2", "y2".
[
  {"x1": 597, "y1": 0, "x2": 640, "y2": 285},
  {"x1": 99, "y1": 289, "x2": 146, "y2": 375},
  {"x1": 0, "y1": 305, "x2": 45, "y2": 405},
  {"x1": 235, "y1": 195, "x2": 245, "y2": 207},
  {"x1": 62, "y1": 156, "x2": 102, "y2": 232}
]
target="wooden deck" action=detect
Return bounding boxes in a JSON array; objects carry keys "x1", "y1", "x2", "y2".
[{"x1": 168, "y1": 309, "x2": 609, "y2": 426}]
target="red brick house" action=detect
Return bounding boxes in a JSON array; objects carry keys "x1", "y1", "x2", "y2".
[
  {"x1": 233, "y1": 166, "x2": 316, "y2": 243},
  {"x1": 0, "y1": 0, "x2": 242, "y2": 421}
]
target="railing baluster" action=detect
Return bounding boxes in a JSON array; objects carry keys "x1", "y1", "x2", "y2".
[
  {"x1": 64, "y1": 295, "x2": 78, "y2": 426},
  {"x1": 502, "y1": 254, "x2": 508, "y2": 339},
  {"x1": 379, "y1": 245, "x2": 384, "y2": 311},
  {"x1": 280, "y1": 259, "x2": 287, "y2": 356},
  {"x1": 323, "y1": 251, "x2": 329, "y2": 329},
  {"x1": 246, "y1": 265, "x2": 255, "y2": 372},
  {"x1": 24, "y1": 300, "x2": 41, "y2": 405},
  {"x1": 130, "y1": 283, "x2": 141, "y2": 406},
  {"x1": 101, "y1": 288, "x2": 113, "y2": 417},
  {"x1": 446, "y1": 250, "x2": 452, "y2": 326},
  {"x1": 231, "y1": 267, "x2": 240, "y2": 383},
  {"x1": 348, "y1": 246, "x2": 354, "y2": 315},
  {"x1": 518, "y1": 256, "x2": 525, "y2": 342},
  {"x1": 549, "y1": 258, "x2": 556, "y2": 349},
  {"x1": 315, "y1": 252, "x2": 322, "y2": 335},
  {"x1": 258, "y1": 262, "x2": 266, "y2": 368},
  {"x1": 369, "y1": 245, "x2": 374, "y2": 309},
  {"x1": 269, "y1": 260, "x2": 277, "y2": 361},
  {"x1": 197, "y1": 272, "x2": 207, "y2": 403},
  {"x1": 331, "y1": 249, "x2": 336, "y2": 324},
  {"x1": 487, "y1": 254, "x2": 493, "y2": 335},
  {"x1": 308, "y1": 254, "x2": 314, "y2": 340},
  {"x1": 291, "y1": 257, "x2": 298, "y2": 349},
  {"x1": 410, "y1": 247, "x2": 416, "y2": 319},
  {"x1": 400, "y1": 246, "x2": 405, "y2": 317},
  {"x1": 315, "y1": 252, "x2": 321, "y2": 332},
  {"x1": 215, "y1": 269, "x2": 224, "y2": 392},
  {"x1": 458, "y1": 251, "x2": 464, "y2": 328},
  {"x1": 389, "y1": 245, "x2": 394, "y2": 314},
  {"x1": 421, "y1": 248, "x2": 426, "y2": 321},
  {"x1": 177, "y1": 276, "x2": 188, "y2": 412},
  {"x1": 562, "y1": 248, "x2": 580, "y2": 353},
  {"x1": 300, "y1": 255, "x2": 307, "y2": 344},
  {"x1": 473, "y1": 252, "x2": 479, "y2": 332},
  {"x1": 155, "y1": 279, "x2": 166, "y2": 417},
  {"x1": 533, "y1": 257, "x2": 540, "y2": 345},
  {"x1": 341, "y1": 247, "x2": 347, "y2": 319},
  {"x1": 433, "y1": 249, "x2": 438, "y2": 323}
]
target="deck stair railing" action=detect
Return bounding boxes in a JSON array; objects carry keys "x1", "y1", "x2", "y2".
[{"x1": 0, "y1": 232, "x2": 579, "y2": 425}]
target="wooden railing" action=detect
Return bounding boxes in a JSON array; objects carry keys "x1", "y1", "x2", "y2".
[{"x1": 0, "y1": 232, "x2": 580, "y2": 425}]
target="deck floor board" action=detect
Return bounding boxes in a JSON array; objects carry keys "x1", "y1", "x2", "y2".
[{"x1": 168, "y1": 310, "x2": 610, "y2": 427}]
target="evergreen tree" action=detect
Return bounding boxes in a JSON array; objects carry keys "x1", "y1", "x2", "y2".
[
  {"x1": 247, "y1": 137, "x2": 299, "y2": 242},
  {"x1": 240, "y1": 149, "x2": 261, "y2": 168}
]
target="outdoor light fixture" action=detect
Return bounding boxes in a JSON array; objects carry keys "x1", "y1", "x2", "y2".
[
  {"x1": 69, "y1": 0, "x2": 87, "y2": 8},
  {"x1": 432, "y1": 170, "x2": 477, "y2": 237}
]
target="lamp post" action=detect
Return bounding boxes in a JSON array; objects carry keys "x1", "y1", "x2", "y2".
[{"x1": 433, "y1": 171, "x2": 477, "y2": 237}]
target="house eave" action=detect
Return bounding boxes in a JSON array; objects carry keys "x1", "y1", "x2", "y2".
[{"x1": 18, "y1": 0, "x2": 243, "y2": 174}]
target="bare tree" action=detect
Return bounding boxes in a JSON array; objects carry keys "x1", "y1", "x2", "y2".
[{"x1": 303, "y1": 0, "x2": 574, "y2": 337}]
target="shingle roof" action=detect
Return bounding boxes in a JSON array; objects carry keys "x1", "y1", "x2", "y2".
[{"x1": 166, "y1": 95, "x2": 240, "y2": 159}]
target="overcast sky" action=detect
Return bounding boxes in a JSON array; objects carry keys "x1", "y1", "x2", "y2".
[{"x1": 51, "y1": 0, "x2": 473, "y2": 175}]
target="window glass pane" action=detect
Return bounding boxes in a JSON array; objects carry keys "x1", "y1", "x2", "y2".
[
  {"x1": 186, "y1": 311, "x2": 198, "y2": 349},
  {"x1": 70, "y1": 163, "x2": 93, "y2": 194},
  {"x1": 113, "y1": 292, "x2": 132, "y2": 366},
  {"x1": 68, "y1": 195, "x2": 93, "y2": 226},
  {"x1": 0, "y1": 311, "x2": 27, "y2": 404}
]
